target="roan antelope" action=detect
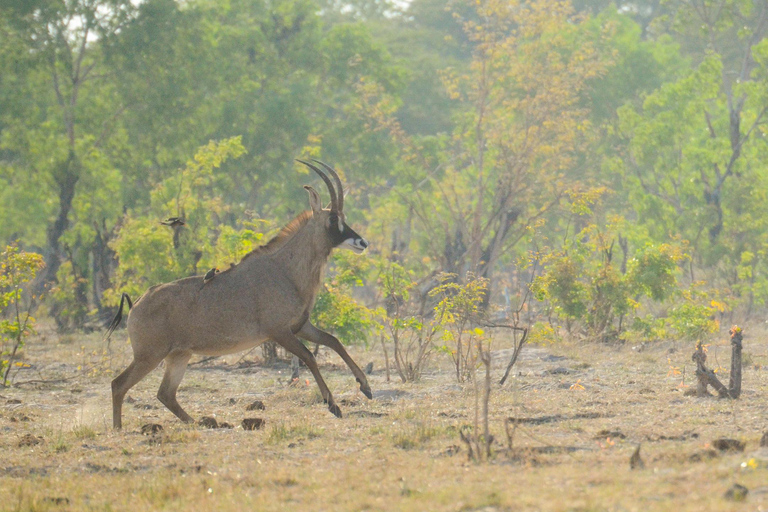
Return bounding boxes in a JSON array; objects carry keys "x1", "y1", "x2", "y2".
[{"x1": 105, "y1": 160, "x2": 370, "y2": 429}]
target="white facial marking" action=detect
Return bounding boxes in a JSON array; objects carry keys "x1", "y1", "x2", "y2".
[{"x1": 342, "y1": 238, "x2": 367, "y2": 254}]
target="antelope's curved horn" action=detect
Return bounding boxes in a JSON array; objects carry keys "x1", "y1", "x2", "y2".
[
  {"x1": 296, "y1": 159, "x2": 338, "y2": 212},
  {"x1": 311, "y1": 160, "x2": 344, "y2": 212}
]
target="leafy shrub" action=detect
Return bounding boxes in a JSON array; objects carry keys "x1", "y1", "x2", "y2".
[
  {"x1": 527, "y1": 321, "x2": 559, "y2": 345},
  {"x1": 377, "y1": 266, "x2": 491, "y2": 383},
  {"x1": 104, "y1": 217, "x2": 181, "y2": 304},
  {"x1": 1, "y1": 244, "x2": 45, "y2": 386},
  {"x1": 666, "y1": 287, "x2": 719, "y2": 340},
  {"x1": 312, "y1": 251, "x2": 379, "y2": 346},
  {"x1": 432, "y1": 273, "x2": 489, "y2": 382},
  {"x1": 378, "y1": 261, "x2": 439, "y2": 382},
  {"x1": 531, "y1": 220, "x2": 699, "y2": 342},
  {"x1": 627, "y1": 243, "x2": 685, "y2": 301}
]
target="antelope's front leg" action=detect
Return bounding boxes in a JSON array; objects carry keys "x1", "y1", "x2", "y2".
[
  {"x1": 297, "y1": 321, "x2": 372, "y2": 399},
  {"x1": 273, "y1": 330, "x2": 342, "y2": 417}
]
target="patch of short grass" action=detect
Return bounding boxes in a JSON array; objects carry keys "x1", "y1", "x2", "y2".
[
  {"x1": 167, "y1": 428, "x2": 201, "y2": 444},
  {"x1": 265, "y1": 421, "x2": 322, "y2": 444},
  {"x1": 72, "y1": 424, "x2": 97, "y2": 440},
  {"x1": 392, "y1": 422, "x2": 443, "y2": 450},
  {"x1": 50, "y1": 437, "x2": 69, "y2": 453}
]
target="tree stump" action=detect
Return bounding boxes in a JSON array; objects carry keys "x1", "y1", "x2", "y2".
[
  {"x1": 691, "y1": 325, "x2": 744, "y2": 399},
  {"x1": 728, "y1": 326, "x2": 743, "y2": 399},
  {"x1": 692, "y1": 341, "x2": 712, "y2": 397}
]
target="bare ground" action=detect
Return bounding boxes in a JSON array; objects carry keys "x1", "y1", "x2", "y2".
[{"x1": 1, "y1": 324, "x2": 767, "y2": 512}]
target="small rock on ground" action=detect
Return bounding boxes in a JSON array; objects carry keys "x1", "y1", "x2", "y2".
[
  {"x1": 140, "y1": 423, "x2": 163, "y2": 435},
  {"x1": 724, "y1": 484, "x2": 748, "y2": 502},
  {"x1": 713, "y1": 438, "x2": 745, "y2": 452},
  {"x1": 18, "y1": 434, "x2": 43, "y2": 447},
  {"x1": 246, "y1": 400, "x2": 265, "y2": 411},
  {"x1": 198, "y1": 416, "x2": 218, "y2": 428},
  {"x1": 242, "y1": 418, "x2": 265, "y2": 430},
  {"x1": 595, "y1": 429, "x2": 626, "y2": 440}
]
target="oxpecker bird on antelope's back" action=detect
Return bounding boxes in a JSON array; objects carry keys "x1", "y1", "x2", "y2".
[{"x1": 104, "y1": 160, "x2": 370, "y2": 429}]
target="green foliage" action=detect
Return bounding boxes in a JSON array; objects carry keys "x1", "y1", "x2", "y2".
[
  {"x1": 379, "y1": 258, "x2": 415, "y2": 306},
  {"x1": 627, "y1": 243, "x2": 687, "y2": 301},
  {"x1": 615, "y1": 14, "x2": 768, "y2": 312},
  {"x1": 106, "y1": 138, "x2": 247, "y2": 304},
  {"x1": 431, "y1": 273, "x2": 488, "y2": 328},
  {"x1": 532, "y1": 254, "x2": 589, "y2": 320},
  {"x1": 212, "y1": 224, "x2": 265, "y2": 265},
  {"x1": 527, "y1": 322, "x2": 559, "y2": 345},
  {"x1": 0, "y1": 244, "x2": 45, "y2": 386},
  {"x1": 2, "y1": 0, "x2": 768, "y2": 341},
  {"x1": 49, "y1": 261, "x2": 89, "y2": 330},
  {"x1": 105, "y1": 217, "x2": 179, "y2": 304},
  {"x1": 312, "y1": 252, "x2": 379, "y2": 346},
  {"x1": 377, "y1": 260, "x2": 442, "y2": 382},
  {"x1": 666, "y1": 287, "x2": 719, "y2": 341},
  {"x1": 531, "y1": 216, "x2": 694, "y2": 342},
  {"x1": 431, "y1": 273, "x2": 489, "y2": 382}
]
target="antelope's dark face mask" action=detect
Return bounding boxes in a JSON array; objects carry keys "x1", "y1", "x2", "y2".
[{"x1": 328, "y1": 212, "x2": 368, "y2": 253}]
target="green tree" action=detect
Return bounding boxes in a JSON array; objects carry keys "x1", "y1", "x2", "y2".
[
  {"x1": 616, "y1": 8, "x2": 768, "y2": 311},
  {"x1": 106, "y1": 137, "x2": 247, "y2": 303},
  {"x1": 0, "y1": 0, "x2": 138, "y2": 290},
  {"x1": 362, "y1": 0, "x2": 614, "y2": 305},
  {"x1": 1, "y1": 0, "x2": 406, "y2": 329}
]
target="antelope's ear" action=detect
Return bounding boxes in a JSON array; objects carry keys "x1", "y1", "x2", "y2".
[{"x1": 304, "y1": 185, "x2": 322, "y2": 213}]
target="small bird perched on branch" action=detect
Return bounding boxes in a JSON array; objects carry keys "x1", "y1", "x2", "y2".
[
  {"x1": 203, "y1": 268, "x2": 219, "y2": 284},
  {"x1": 160, "y1": 217, "x2": 185, "y2": 227}
]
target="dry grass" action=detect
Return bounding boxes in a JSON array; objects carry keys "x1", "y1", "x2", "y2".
[{"x1": 1, "y1": 323, "x2": 768, "y2": 511}]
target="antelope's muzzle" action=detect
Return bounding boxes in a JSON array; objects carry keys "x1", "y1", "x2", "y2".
[{"x1": 345, "y1": 237, "x2": 369, "y2": 254}]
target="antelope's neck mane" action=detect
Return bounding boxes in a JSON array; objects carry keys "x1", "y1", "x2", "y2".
[
  {"x1": 239, "y1": 210, "x2": 314, "y2": 261},
  {"x1": 236, "y1": 208, "x2": 330, "y2": 304}
]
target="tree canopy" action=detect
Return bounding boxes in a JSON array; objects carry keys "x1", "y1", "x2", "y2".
[{"x1": 1, "y1": 0, "x2": 767, "y2": 339}]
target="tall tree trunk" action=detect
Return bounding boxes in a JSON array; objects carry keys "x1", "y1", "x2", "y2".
[
  {"x1": 92, "y1": 218, "x2": 118, "y2": 318},
  {"x1": 468, "y1": 52, "x2": 488, "y2": 275},
  {"x1": 477, "y1": 208, "x2": 519, "y2": 308},
  {"x1": 38, "y1": 150, "x2": 80, "y2": 291}
]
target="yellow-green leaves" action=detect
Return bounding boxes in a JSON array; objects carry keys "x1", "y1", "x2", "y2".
[{"x1": 1, "y1": 244, "x2": 45, "y2": 386}]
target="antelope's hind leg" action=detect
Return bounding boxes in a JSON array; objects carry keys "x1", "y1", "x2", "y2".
[
  {"x1": 157, "y1": 350, "x2": 194, "y2": 424},
  {"x1": 112, "y1": 356, "x2": 165, "y2": 430}
]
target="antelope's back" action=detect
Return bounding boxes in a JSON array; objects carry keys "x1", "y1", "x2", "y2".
[{"x1": 125, "y1": 265, "x2": 299, "y2": 355}]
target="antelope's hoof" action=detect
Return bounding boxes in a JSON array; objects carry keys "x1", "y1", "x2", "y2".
[
  {"x1": 357, "y1": 378, "x2": 373, "y2": 400},
  {"x1": 329, "y1": 403, "x2": 343, "y2": 418}
]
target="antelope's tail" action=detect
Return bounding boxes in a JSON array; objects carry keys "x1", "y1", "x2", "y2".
[{"x1": 104, "y1": 293, "x2": 133, "y2": 346}]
